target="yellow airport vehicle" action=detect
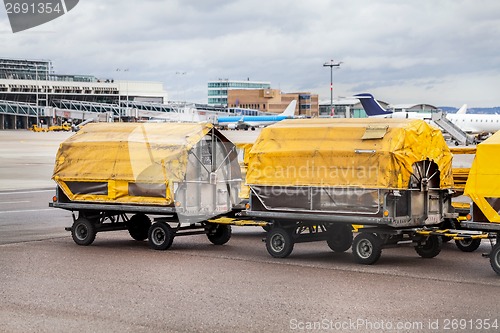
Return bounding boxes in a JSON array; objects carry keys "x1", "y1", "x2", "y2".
[
  {"x1": 30, "y1": 124, "x2": 47, "y2": 132},
  {"x1": 240, "y1": 118, "x2": 457, "y2": 264},
  {"x1": 457, "y1": 131, "x2": 500, "y2": 274},
  {"x1": 30, "y1": 123, "x2": 71, "y2": 132},
  {"x1": 50, "y1": 122, "x2": 242, "y2": 250},
  {"x1": 48, "y1": 123, "x2": 71, "y2": 132},
  {"x1": 441, "y1": 146, "x2": 500, "y2": 257}
]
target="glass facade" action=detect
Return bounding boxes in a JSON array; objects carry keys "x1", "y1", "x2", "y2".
[
  {"x1": 208, "y1": 81, "x2": 271, "y2": 89},
  {"x1": 208, "y1": 89, "x2": 227, "y2": 96},
  {"x1": 208, "y1": 97, "x2": 227, "y2": 105},
  {"x1": 207, "y1": 80, "x2": 271, "y2": 106},
  {"x1": 0, "y1": 58, "x2": 51, "y2": 80},
  {"x1": 0, "y1": 58, "x2": 100, "y2": 83}
]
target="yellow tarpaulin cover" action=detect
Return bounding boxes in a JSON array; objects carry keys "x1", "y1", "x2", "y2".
[
  {"x1": 53, "y1": 122, "x2": 212, "y2": 205},
  {"x1": 246, "y1": 118, "x2": 453, "y2": 189},
  {"x1": 464, "y1": 131, "x2": 500, "y2": 223}
]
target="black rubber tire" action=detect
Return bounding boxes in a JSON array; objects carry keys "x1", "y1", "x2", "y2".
[
  {"x1": 489, "y1": 242, "x2": 500, "y2": 275},
  {"x1": 326, "y1": 224, "x2": 353, "y2": 252},
  {"x1": 266, "y1": 227, "x2": 294, "y2": 258},
  {"x1": 127, "y1": 214, "x2": 151, "y2": 241},
  {"x1": 415, "y1": 235, "x2": 442, "y2": 258},
  {"x1": 207, "y1": 224, "x2": 232, "y2": 245},
  {"x1": 71, "y1": 217, "x2": 96, "y2": 246},
  {"x1": 352, "y1": 233, "x2": 382, "y2": 265},
  {"x1": 455, "y1": 238, "x2": 481, "y2": 252},
  {"x1": 148, "y1": 222, "x2": 174, "y2": 250}
]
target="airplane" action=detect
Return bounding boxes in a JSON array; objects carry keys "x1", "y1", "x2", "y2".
[
  {"x1": 216, "y1": 100, "x2": 297, "y2": 130},
  {"x1": 354, "y1": 93, "x2": 500, "y2": 134},
  {"x1": 456, "y1": 104, "x2": 467, "y2": 114},
  {"x1": 354, "y1": 93, "x2": 433, "y2": 120}
]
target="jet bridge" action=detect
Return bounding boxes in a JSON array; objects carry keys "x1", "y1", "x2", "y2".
[{"x1": 431, "y1": 111, "x2": 476, "y2": 146}]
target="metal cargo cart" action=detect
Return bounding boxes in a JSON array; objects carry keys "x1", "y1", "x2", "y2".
[
  {"x1": 457, "y1": 132, "x2": 500, "y2": 274},
  {"x1": 50, "y1": 122, "x2": 242, "y2": 250},
  {"x1": 240, "y1": 118, "x2": 457, "y2": 264}
]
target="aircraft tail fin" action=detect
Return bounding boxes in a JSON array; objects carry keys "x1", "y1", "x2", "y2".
[
  {"x1": 456, "y1": 104, "x2": 467, "y2": 114},
  {"x1": 354, "y1": 93, "x2": 392, "y2": 117},
  {"x1": 280, "y1": 100, "x2": 297, "y2": 117}
]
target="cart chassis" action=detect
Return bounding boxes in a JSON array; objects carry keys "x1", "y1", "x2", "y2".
[{"x1": 52, "y1": 200, "x2": 233, "y2": 250}]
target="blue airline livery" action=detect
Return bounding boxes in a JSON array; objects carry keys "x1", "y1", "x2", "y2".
[{"x1": 217, "y1": 100, "x2": 296, "y2": 129}]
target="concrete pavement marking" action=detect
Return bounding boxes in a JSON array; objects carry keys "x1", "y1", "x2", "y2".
[
  {"x1": 0, "y1": 201, "x2": 30, "y2": 204},
  {"x1": 0, "y1": 208, "x2": 53, "y2": 214},
  {"x1": 0, "y1": 189, "x2": 54, "y2": 195}
]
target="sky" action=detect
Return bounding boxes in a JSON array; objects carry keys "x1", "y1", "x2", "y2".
[{"x1": 1, "y1": 0, "x2": 500, "y2": 107}]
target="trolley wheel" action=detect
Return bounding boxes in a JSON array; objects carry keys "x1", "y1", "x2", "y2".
[
  {"x1": 148, "y1": 222, "x2": 174, "y2": 250},
  {"x1": 352, "y1": 233, "x2": 382, "y2": 265},
  {"x1": 415, "y1": 235, "x2": 442, "y2": 258},
  {"x1": 455, "y1": 238, "x2": 481, "y2": 252},
  {"x1": 490, "y1": 242, "x2": 500, "y2": 275},
  {"x1": 71, "y1": 217, "x2": 96, "y2": 246},
  {"x1": 127, "y1": 213, "x2": 151, "y2": 241},
  {"x1": 326, "y1": 224, "x2": 353, "y2": 252},
  {"x1": 206, "y1": 224, "x2": 232, "y2": 245},
  {"x1": 266, "y1": 227, "x2": 294, "y2": 258}
]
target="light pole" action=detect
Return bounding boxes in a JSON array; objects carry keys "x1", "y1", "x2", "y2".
[
  {"x1": 175, "y1": 71, "x2": 186, "y2": 103},
  {"x1": 35, "y1": 63, "x2": 39, "y2": 126},
  {"x1": 323, "y1": 60, "x2": 342, "y2": 116},
  {"x1": 116, "y1": 68, "x2": 129, "y2": 122},
  {"x1": 34, "y1": 62, "x2": 50, "y2": 126}
]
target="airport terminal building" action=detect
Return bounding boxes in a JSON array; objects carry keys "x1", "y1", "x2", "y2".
[
  {"x1": 207, "y1": 79, "x2": 271, "y2": 106},
  {"x1": 209, "y1": 79, "x2": 319, "y2": 116},
  {"x1": 0, "y1": 58, "x2": 168, "y2": 129},
  {"x1": 227, "y1": 89, "x2": 319, "y2": 116}
]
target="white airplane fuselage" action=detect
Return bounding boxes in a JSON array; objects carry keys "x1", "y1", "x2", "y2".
[
  {"x1": 447, "y1": 113, "x2": 500, "y2": 133},
  {"x1": 354, "y1": 93, "x2": 500, "y2": 135},
  {"x1": 375, "y1": 111, "x2": 500, "y2": 134}
]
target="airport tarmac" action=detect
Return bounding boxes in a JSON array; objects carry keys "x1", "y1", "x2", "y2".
[
  {"x1": 0, "y1": 130, "x2": 73, "y2": 191},
  {"x1": 1, "y1": 128, "x2": 498, "y2": 333}
]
